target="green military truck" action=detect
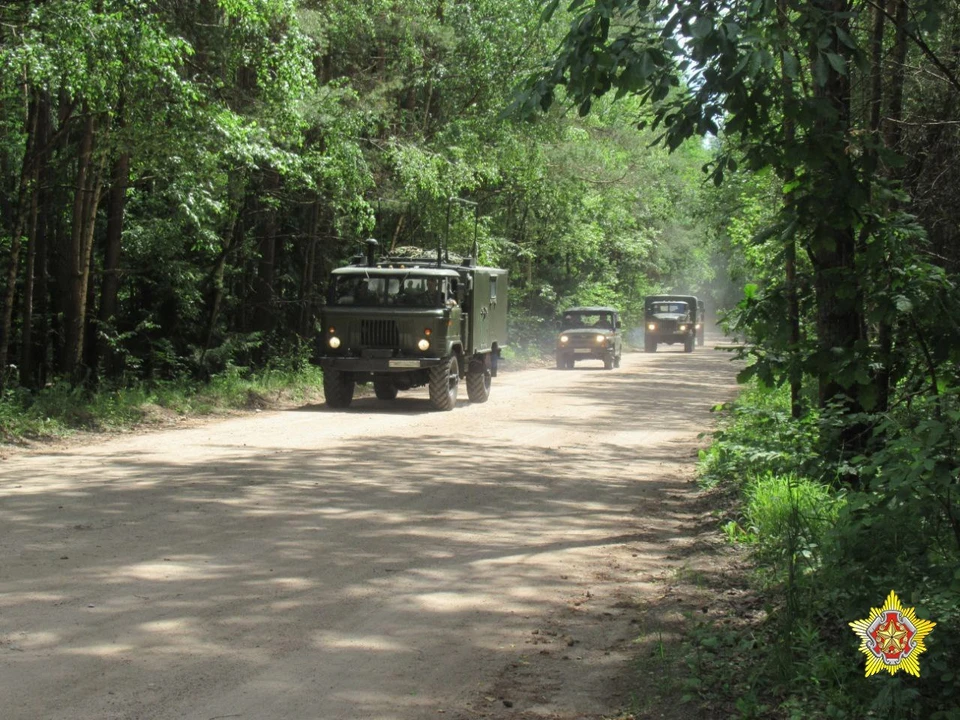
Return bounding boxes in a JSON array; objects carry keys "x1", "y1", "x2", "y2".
[
  {"x1": 314, "y1": 240, "x2": 508, "y2": 411},
  {"x1": 643, "y1": 294, "x2": 702, "y2": 353}
]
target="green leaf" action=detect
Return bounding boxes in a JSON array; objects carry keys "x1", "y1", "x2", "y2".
[
  {"x1": 824, "y1": 52, "x2": 847, "y2": 75},
  {"x1": 691, "y1": 16, "x2": 713, "y2": 39},
  {"x1": 540, "y1": 0, "x2": 561, "y2": 23},
  {"x1": 782, "y1": 51, "x2": 799, "y2": 80},
  {"x1": 813, "y1": 54, "x2": 828, "y2": 86}
]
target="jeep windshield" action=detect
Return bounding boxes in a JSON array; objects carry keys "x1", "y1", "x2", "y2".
[
  {"x1": 561, "y1": 312, "x2": 614, "y2": 330},
  {"x1": 332, "y1": 274, "x2": 447, "y2": 308}
]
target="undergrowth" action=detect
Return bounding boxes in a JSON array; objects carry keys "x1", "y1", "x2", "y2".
[
  {"x1": 0, "y1": 362, "x2": 324, "y2": 443},
  {"x1": 686, "y1": 381, "x2": 960, "y2": 720}
]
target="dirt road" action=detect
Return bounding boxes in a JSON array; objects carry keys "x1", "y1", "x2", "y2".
[{"x1": 1, "y1": 344, "x2": 740, "y2": 720}]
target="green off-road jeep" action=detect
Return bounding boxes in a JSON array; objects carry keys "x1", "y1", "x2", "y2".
[
  {"x1": 555, "y1": 306, "x2": 622, "y2": 370},
  {"x1": 643, "y1": 295, "x2": 702, "y2": 353}
]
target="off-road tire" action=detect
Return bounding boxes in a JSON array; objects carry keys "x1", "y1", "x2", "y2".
[
  {"x1": 429, "y1": 355, "x2": 459, "y2": 411},
  {"x1": 645, "y1": 337, "x2": 657, "y2": 353},
  {"x1": 556, "y1": 354, "x2": 565, "y2": 370},
  {"x1": 603, "y1": 355, "x2": 614, "y2": 370},
  {"x1": 684, "y1": 336, "x2": 695, "y2": 353},
  {"x1": 373, "y1": 380, "x2": 398, "y2": 400},
  {"x1": 698, "y1": 329, "x2": 705, "y2": 347},
  {"x1": 323, "y1": 370, "x2": 355, "y2": 408},
  {"x1": 566, "y1": 356, "x2": 576, "y2": 369},
  {"x1": 466, "y1": 362, "x2": 491, "y2": 403},
  {"x1": 614, "y1": 353, "x2": 621, "y2": 368}
]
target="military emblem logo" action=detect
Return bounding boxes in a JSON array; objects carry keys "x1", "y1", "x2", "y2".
[{"x1": 849, "y1": 590, "x2": 936, "y2": 677}]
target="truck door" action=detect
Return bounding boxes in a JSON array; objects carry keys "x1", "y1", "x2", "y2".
[{"x1": 476, "y1": 274, "x2": 490, "y2": 351}]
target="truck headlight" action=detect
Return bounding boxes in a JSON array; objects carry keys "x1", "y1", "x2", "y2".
[
  {"x1": 417, "y1": 339, "x2": 430, "y2": 351},
  {"x1": 647, "y1": 323, "x2": 656, "y2": 331},
  {"x1": 328, "y1": 336, "x2": 341, "y2": 349},
  {"x1": 695, "y1": 323, "x2": 701, "y2": 329},
  {"x1": 679, "y1": 324, "x2": 687, "y2": 331},
  {"x1": 559, "y1": 335, "x2": 569, "y2": 343},
  {"x1": 596, "y1": 335, "x2": 605, "y2": 343}
]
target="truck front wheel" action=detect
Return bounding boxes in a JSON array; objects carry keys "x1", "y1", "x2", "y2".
[
  {"x1": 684, "y1": 335, "x2": 695, "y2": 353},
  {"x1": 466, "y1": 360, "x2": 491, "y2": 403},
  {"x1": 645, "y1": 337, "x2": 657, "y2": 353},
  {"x1": 323, "y1": 370, "x2": 355, "y2": 408},
  {"x1": 429, "y1": 355, "x2": 459, "y2": 411}
]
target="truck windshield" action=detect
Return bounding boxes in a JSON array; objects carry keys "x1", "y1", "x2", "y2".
[
  {"x1": 650, "y1": 302, "x2": 688, "y2": 314},
  {"x1": 333, "y1": 275, "x2": 446, "y2": 307}
]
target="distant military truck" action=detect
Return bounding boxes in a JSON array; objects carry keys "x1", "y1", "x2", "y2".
[
  {"x1": 643, "y1": 294, "x2": 701, "y2": 353},
  {"x1": 555, "y1": 306, "x2": 622, "y2": 370},
  {"x1": 314, "y1": 240, "x2": 508, "y2": 411}
]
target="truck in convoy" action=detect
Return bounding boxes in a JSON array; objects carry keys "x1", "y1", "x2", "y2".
[
  {"x1": 643, "y1": 294, "x2": 703, "y2": 353},
  {"x1": 314, "y1": 239, "x2": 508, "y2": 411}
]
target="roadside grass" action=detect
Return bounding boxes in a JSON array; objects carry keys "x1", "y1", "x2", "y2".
[
  {"x1": 0, "y1": 364, "x2": 325, "y2": 444},
  {"x1": 679, "y1": 380, "x2": 960, "y2": 720}
]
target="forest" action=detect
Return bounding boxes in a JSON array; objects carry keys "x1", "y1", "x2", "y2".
[{"x1": 2, "y1": 0, "x2": 959, "y2": 718}]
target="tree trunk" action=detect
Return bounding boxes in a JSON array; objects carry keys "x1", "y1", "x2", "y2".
[
  {"x1": 97, "y1": 140, "x2": 130, "y2": 379},
  {"x1": 779, "y1": 0, "x2": 801, "y2": 418},
  {"x1": 298, "y1": 199, "x2": 320, "y2": 339},
  {"x1": 61, "y1": 110, "x2": 103, "y2": 381},
  {"x1": 809, "y1": 1, "x2": 865, "y2": 416},
  {"x1": 0, "y1": 91, "x2": 40, "y2": 391},
  {"x1": 252, "y1": 170, "x2": 280, "y2": 338}
]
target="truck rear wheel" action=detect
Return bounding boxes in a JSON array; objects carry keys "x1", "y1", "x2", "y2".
[
  {"x1": 429, "y1": 355, "x2": 459, "y2": 411},
  {"x1": 374, "y1": 380, "x2": 398, "y2": 400},
  {"x1": 466, "y1": 362, "x2": 491, "y2": 403},
  {"x1": 323, "y1": 370, "x2": 355, "y2": 408}
]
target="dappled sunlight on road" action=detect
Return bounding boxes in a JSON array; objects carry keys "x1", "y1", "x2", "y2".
[{"x1": 0, "y1": 346, "x2": 740, "y2": 720}]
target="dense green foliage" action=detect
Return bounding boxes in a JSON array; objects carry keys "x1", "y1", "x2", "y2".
[{"x1": 0, "y1": 0, "x2": 715, "y2": 405}]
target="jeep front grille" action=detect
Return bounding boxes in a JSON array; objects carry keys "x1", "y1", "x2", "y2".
[{"x1": 360, "y1": 319, "x2": 400, "y2": 347}]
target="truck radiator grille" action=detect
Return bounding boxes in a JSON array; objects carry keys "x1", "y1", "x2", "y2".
[{"x1": 360, "y1": 319, "x2": 400, "y2": 347}]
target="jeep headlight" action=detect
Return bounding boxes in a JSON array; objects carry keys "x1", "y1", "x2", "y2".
[
  {"x1": 647, "y1": 323, "x2": 656, "y2": 331},
  {"x1": 596, "y1": 334, "x2": 605, "y2": 343},
  {"x1": 695, "y1": 323, "x2": 701, "y2": 329},
  {"x1": 417, "y1": 338, "x2": 430, "y2": 351},
  {"x1": 328, "y1": 336, "x2": 341, "y2": 349},
  {"x1": 559, "y1": 335, "x2": 569, "y2": 343},
  {"x1": 679, "y1": 324, "x2": 687, "y2": 331}
]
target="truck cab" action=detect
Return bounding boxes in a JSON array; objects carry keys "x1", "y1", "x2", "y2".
[{"x1": 643, "y1": 294, "x2": 700, "y2": 353}]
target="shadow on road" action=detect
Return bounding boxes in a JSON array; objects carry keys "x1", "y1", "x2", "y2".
[{"x1": 0, "y1": 345, "x2": 742, "y2": 719}]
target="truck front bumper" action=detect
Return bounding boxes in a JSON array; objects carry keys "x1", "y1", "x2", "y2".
[
  {"x1": 315, "y1": 355, "x2": 445, "y2": 372},
  {"x1": 650, "y1": 332, "x2": 691, "y2": 344}
]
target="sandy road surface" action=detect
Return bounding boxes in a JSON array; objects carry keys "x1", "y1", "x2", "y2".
[{"x1": 1, "y1": 344, "x2": 740, "y2": 720}]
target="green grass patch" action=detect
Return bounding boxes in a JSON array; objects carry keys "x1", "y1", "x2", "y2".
[{"x1": 0, "y1": 364, "x2": 324, "y2": 443}]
